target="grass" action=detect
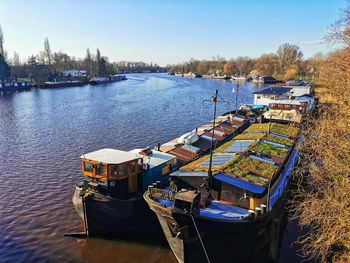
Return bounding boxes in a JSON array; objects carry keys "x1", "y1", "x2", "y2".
[
  {"x1": 223, "y1": 155, "x2": 278, "y2": 182},
  {"x1": 290, "y1": 47, "x2": 350, "y2": 263},
  {"x1": 264, "y1": 134, "x2": 294, "y2": 147},
  {"x1": 249, "y1": 142, "x2": 289, "y2": 158},
  {"x1": 234, "y1": 133, "x2": 265, "y2": 140}
]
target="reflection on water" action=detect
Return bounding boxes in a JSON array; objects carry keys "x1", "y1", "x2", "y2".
[{"x1": 0, "y1": 73, "x2": 304, "y2": 262}]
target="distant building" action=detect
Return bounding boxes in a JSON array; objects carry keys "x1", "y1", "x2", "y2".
[
  {"x1": 62, "y1": 70, "x2": 87, "y2": 78},
  {"x1": 253, "y1": 87, "x2": 292, "y2": 105}
]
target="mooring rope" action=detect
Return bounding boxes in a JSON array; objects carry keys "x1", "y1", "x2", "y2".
[{"x1": 190, "y1": 213, "x2": 211, "y2": 263}]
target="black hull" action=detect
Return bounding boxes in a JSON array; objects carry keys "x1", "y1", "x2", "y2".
[
  {"x1": 41, "y1": 82, "x2": 86, "y2": 89},
  {"x1": 173, "y1": 194, "x2": 286, "y2": 263},
  {"x1": 73, "y1": 186, "x2": 164, "y2": 242}
]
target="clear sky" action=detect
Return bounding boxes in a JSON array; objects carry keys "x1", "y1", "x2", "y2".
[{"x1": 0, "y1": 0, "x2": 348, "y2": 66}]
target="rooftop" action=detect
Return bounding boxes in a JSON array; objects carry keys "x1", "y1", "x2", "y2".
[
  {"x1": 129, "y1": 149, "x2": 176, "y2": 169},
  {"x1": 253, "y1": 87, "x2": 292, "y2": 95},
  {"x1": 81, "y1": 148, "x2": 140, "y2": 164}
]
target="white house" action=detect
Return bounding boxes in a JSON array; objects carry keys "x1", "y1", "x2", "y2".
[
  {"x1": 253, "y1": 87, "x2": 293, "y2": 105},
  {"x1": 62, "y1": 70, "x2": 87, "y2": 78}
]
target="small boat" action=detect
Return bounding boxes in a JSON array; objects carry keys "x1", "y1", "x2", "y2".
[
  {"x1": 257, "y1": 76, "x2": 277, "y2": 84},
  {"x1": 144, "y1": 120, "x2": 301, "y2": 262},
  {"x1": 211, "y1": 75, "x2": 230, "y2": 80},
  {"x1": 177, "y1": 131, "x2": 199, "y2": 145},
  {"x1": 231, "y1": 76, "x2": 247, "y2": 81}
]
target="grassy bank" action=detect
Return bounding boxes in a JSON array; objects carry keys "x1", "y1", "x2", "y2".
[{"x1": 291, "y1": 48, "x2": 350, "y2": 262}]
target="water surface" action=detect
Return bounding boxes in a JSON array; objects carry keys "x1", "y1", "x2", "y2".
[{"x1": 0, "y1": 73, "x2": 304, "y2": 262}]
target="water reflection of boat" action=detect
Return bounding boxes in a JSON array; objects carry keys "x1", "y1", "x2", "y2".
[{"x1": 145, "y1": 118, "x2": 302, "y2": 262}]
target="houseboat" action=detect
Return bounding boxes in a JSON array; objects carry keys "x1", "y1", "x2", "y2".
[
  {"x1": 41, "y1": 80, "x2": 85, "y2": 89},
  {"x1": 144, "y1": 121, "x2": 301, "y2": 262},
  {"x1": 0, "y1": 81, "x2": 32, "y2": 92},
  {"x1": 89, "y1": 75, "x2": 127, "y2": 85},
  {"x1": 72, "y1": 147, "x2": 177, "y2": 236}
]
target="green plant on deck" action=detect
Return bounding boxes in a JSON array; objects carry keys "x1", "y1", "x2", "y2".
[
  {"x1": 250, "y1": 142, "x2": 289, "y2": 158},
  {"x1": 244, "y1": 123, "x2": 270, "y2": 133},
  {"x1": 264, "y1": 134, "x2": 294, "y2": 147},
  {"x1": 223, "y1": 155, "x2": 277, "y2": 181},
  {"x1": 270, "y1": 123, "x2": 299, "y2": 137},
  {"x1": 234, "y1": 133, "x2": 265, "y2": 140}
]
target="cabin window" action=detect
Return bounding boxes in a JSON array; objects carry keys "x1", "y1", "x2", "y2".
[
  {"x1": 119, "y1": 163, "x2": 128, "y2": 177},
  {"x1": 130, "y1": 162, "x2": 136, "y2": 173},
  {"x1": 109, "y1": 165, "x2": 118, "y2": 177},
  {"x1": 84, "y1": 162, "x2": 94, "y2": 173},
  {"x1": 257, "y1": 96, "x2": 261, "y2": 99},
  {"x1": 95, "y1": 164, "x2": 106, "y2": 176}
]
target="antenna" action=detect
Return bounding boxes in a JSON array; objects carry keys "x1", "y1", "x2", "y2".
[
  {"x1": 232, "y1": 79, "x2": 239, "y2": 115},
  {"x1": 201, "y1": 89, "x2": 230, "y2": 191}
]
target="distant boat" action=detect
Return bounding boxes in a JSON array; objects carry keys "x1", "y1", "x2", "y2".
[
  {"x1": 257, "y1": 76, "x2": 277, "y2": 84},
  {"x1": 183, "y1": 72, "x2": 201, "y2": 78},
  {"x1": 231, "y1": 76, "x2": 247, "y2": 81},
  {"x1": 42, "y1": 80, "x2": 85, "y2": 89},
  {"x1": 211, "y1": 75, "x2": 230, "y2": 80},
  {"x1": 0, "y1": 81, "x2": 32, "y2": 91},
  {"x1": 89, "y1": 75, "x2": 127, "y2": 85}
]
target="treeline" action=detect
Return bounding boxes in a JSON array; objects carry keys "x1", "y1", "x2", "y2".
[
  {"x1": 0, "y1": 27, "x2": 165, "y2": 83},
  {"x1": 171, "y1": 43, "x2": 325, "y2": 81},
  {"x1": 291, "y1": 7, "x2": 350, "y2": 263}
]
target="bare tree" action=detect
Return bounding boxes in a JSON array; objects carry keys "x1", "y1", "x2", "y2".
[
  {"x1": 44, "y1": 38, "x2": 52, "y2": 65},
  {"x1": 325, "y1": 7, "x2": 350, "y2": 46},
  {"x1": 277, "y1": 43, "x2": 303, "y2": 75},
  {"x1": 0, "y1": 23, "x2": 4, "y2": 57},
  {"x1": 13, "y1": 51, "x2": 20, "y2": 66}
]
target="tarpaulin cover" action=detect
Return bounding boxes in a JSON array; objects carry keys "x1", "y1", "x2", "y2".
[{"x1": 214, "y1": 173, "x2": 266, "y2": 195}]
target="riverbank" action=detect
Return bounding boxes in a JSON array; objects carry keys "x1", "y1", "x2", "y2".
[{"x1": 291, "y1": 48, "x2": 350, "y2": 263}]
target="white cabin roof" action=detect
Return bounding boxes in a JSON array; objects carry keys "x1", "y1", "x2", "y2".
[
  {"x1": 81, "y1": 148, "x2": 140, "y2": 164},
  {"x1": 129, "y1": 149, "x2": 176, "y2": 169}
]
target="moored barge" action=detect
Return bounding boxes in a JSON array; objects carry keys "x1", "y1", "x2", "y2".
[{"x1": 144, "y1": 121, "x2": 301, "y2": 262}]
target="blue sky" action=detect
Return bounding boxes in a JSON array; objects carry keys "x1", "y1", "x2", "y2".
[{"x1": 0, "y1": 0, "x2": 347, "y2": 65}]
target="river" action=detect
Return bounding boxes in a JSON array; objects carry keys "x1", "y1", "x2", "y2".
[{"x1": 0, "y1": 73, "x2": 305, "y2": 263}]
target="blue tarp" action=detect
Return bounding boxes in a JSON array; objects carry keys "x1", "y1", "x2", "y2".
[
  {"x1": 225, "y1": 140, "x2": 255, "y2": 152},
  {"x1": 214, "y1": 173, "x2": 266, "y2": 195},
  {"x1": 199, "y1": 200, "x2": 249, "y2": 221},
  {"x1": 198, "y1": 153, "x2": 235, "y2": 167}
]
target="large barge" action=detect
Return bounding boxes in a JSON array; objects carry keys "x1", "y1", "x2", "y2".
[{"x1": 144, "y1": 117, "x2": 302, "y2": 262}]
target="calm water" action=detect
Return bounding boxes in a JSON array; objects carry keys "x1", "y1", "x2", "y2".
[{"x1": 0, "y1": 73, "x2": 303, "y2": 263}]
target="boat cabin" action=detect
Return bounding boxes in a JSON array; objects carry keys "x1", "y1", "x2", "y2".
[{"x1": 81, "y1": 148, "x2": 142, "y2": 198}]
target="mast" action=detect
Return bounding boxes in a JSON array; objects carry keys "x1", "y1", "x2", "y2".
[{"x1": 208, "y1": 89, "x2": 218, "y2": 188}]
